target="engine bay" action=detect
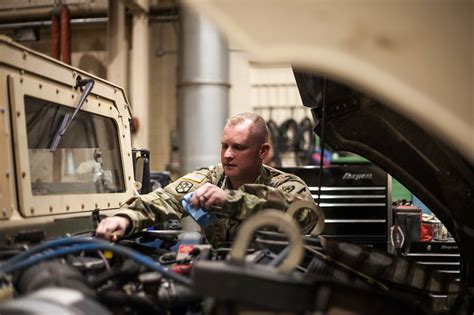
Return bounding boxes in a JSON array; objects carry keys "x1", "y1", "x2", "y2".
[{"x1": 0, "y1": 210, "x2": 468, "y2": 315}]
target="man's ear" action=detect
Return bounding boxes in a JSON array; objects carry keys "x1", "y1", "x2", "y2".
[{"x1": 259, "y1": 143, "x2": 271, "y2": 159}]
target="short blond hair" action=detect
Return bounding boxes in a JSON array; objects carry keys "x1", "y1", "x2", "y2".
[{"x1": 226, "y1": 112, "x2": 269, "y2": 145}]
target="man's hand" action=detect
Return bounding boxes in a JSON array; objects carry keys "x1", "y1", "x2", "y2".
[
  {"x1": 190, "y1": 183, "x2": 227, "y2": 209},
  {"x1": 95, "y1": 216, "x2": 131, "y2": 241}
]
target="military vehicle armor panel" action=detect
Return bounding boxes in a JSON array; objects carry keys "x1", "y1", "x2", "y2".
[{"x1": 0, "y1": 35, "x2": 135, "y2": 244}]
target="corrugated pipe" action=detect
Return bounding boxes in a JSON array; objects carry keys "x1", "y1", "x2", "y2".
[{"x1": 60, "y1": 5, "x2": 71, "y2": 65}]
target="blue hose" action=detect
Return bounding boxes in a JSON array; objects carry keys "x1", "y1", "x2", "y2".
[
  {"x1": 1, "y1": 237, "x2": 102, "y2": 268},
  {"x1": 0, "y1": 238, "x2": 192, "y2": 287}
]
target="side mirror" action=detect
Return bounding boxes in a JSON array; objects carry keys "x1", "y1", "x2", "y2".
[{"x1": 132, "y1": 148, "x2": 151, "y2": 194}]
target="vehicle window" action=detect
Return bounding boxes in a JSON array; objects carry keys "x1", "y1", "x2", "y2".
[{"x1": 25, "y1": 95, "x2": 125, "y2": 195}]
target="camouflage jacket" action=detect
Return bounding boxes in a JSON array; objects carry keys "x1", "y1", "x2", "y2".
[{"x1": 115, "y1": 164, "x2": 316, "y2": 247}]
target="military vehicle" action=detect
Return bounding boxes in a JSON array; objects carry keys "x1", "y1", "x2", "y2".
[
  {"x1": 0, "y1": 35, "x2": 196, "y2": 314},
  {"x1": 0, "y1": 35, "x2": 136, "y2": 245}
]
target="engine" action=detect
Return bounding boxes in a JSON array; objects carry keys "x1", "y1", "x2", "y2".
[{"x1": 0, "y1": 210, "x2": 470, "y2": 315}]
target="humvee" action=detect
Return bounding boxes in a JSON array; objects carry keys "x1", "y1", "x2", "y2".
[{"x1": 0, "y1": 35, "x2": 136, "y2": 245}]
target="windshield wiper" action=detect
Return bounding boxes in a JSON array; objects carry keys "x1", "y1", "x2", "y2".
[{"x1": 49, "y1": 78, "x2": 95, "y2": 152}]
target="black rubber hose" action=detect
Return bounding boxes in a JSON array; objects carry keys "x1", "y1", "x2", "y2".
[
  {"x1": 266, "y1": 119, "x2": 282, "y2": 167},
  {"x1": 297, "y1": 117, "x2": 316, "y2": 166},
  {"x1": 91, "y1": 258, "x2": 143, "y2": 289},
  {"x1": 279, "y1": 118, "x2": 299, "y2": 153},
  {"x1": 15, "y1": 260, "x2": 95, "y2": 297}
]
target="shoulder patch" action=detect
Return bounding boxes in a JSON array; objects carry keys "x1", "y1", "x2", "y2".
[
  {"x1": 175, "y1": 181, "x2": 193, "y2": 193},
  {"x1": 281, "y1": 185, "x2": 296, "y2": 193},
  {"x1": 182, "y1": 173, "x2": 206, "y2": 183}
]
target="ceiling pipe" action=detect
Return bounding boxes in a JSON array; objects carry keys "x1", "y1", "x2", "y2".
[
  {"x1": 0, "y1": 12, "x2": 177, "y2": 31},
  {"x1": 60, "y1": 5, "x2": 71, "y2": 65},
  {"x1": 0, "y1": 1, "x2": 177, "y2": 23},
  {"x1": 0, "y1": 17, "x2": 107, "y2": 30},
  {"x1": 0, "y1": 1, "x2": 108, "y2": 21}
]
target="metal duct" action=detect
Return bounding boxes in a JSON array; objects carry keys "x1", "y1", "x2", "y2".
[{"x1": 178, "y1": 5, "x2": 229, "y2": 173}]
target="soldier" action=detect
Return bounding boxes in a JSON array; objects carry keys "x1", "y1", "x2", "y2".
[{"x1": 96, "y1": 113, "x2": 318, "y2": 247}]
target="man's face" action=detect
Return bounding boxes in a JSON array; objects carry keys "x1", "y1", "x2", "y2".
[{"x1": 220, "y1": 122, "x2": 263, "y2": 184}]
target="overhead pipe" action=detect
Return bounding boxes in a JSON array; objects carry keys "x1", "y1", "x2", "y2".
[
  {"x1": 49, "y1": 4, "x2": 71, "y2": 65},
  {"x1": 60, "y1": 5, "x2": 71, "y2": 65},
  {"x1": 0, "y1": 2, "x2": 108, "y2": 21},
  {"x1": 0, "y1": 17, "x2": 106, "y2": 31},
  {"x1": 0, "y1": 11, "x2": 177, "y2": 31}
]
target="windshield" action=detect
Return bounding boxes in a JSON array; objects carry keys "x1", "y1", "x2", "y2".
[{"x1": 25, "y1": 95, "x2": 125, "y2": 195}]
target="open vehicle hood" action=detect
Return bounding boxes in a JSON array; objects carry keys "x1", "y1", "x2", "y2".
[
  {"x1": 184, "y1": 0, "x2": 474, "y2": 287},
  {"x1": 293, "y1": 72, "x2": 474, "y2": 287}
]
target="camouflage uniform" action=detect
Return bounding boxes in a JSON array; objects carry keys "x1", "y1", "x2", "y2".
[{"x1": 115, "y1": 164, "x2": 317, "y2": 247}]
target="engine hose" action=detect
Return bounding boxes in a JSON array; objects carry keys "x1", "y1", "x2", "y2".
[
  {"x1": 1, "y1": 237, "x2": 103, "y2": 268},
  {"x1": 286, "y1": 200, "x2": 325, "y2": 236},
  {"x1": 296, "y1": 117, "x2": 316, "y2": 166},
  {"x1": 15, "y1": 260, "x2": 94, "y2": 297},
  {"x1": 266, "y1": 119, "x2": 281, "y2": 167},
  {"x1": 230, "y1": 210, "x2": 304, "y2": 273},
  {"x1": 91, "y1": 259, "x2": 142, "y2": 289},
  {"x1": 0, "y1": 238, "x2": 192, "y2": 287},
  {"x1": 278, "y1": 118, "x2": 299, "y2": 152}
]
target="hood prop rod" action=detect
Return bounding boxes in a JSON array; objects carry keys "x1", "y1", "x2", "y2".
[{"x1": 316, "y1": 78, "x2": 327, "y2": 206}]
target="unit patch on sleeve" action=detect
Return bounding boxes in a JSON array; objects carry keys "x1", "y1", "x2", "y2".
[
  {"x1": 175, "y1": 181, "x2": 193, "y2": 193},
  {"x1": 182, "y1": 173, "x2": 207, "y2": 183},
  {"x1": 281, "y1": 185, "x2": 295, "y2": 193}
]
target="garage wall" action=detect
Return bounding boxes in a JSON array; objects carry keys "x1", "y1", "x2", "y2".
[
  {"x1": 0, "y1": 18, "x2": 179, "y2": 173},
  {"x1": 0, "y1": 8, "x2": 306, "y2": 174},
  {"x1": 248, "y1": 64, "x2": 309, "y2": 124},
  {"x1": 4, "y1": 24, "x2": 108, "y2": 79},
  {"x1": 148, "y1": 20, "x2": 178, "y2": 172},
  {"x1": 229, "y1": 43, "x2": 309, "y2": 128},
  {"x1": 229, "y1": 48, "x2": 311, "y2": 168}
]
